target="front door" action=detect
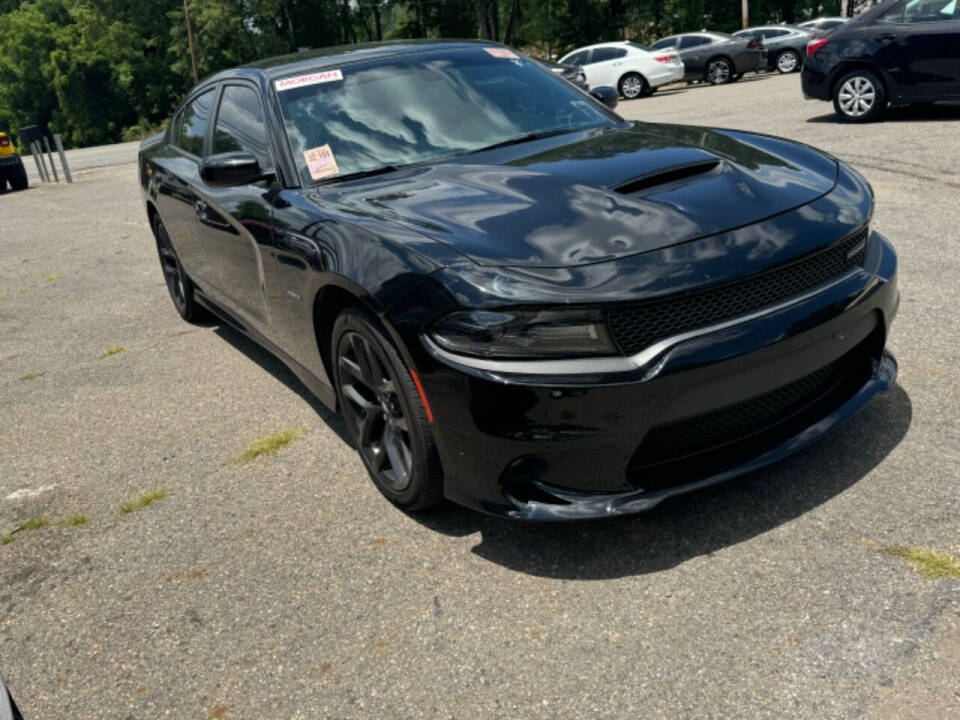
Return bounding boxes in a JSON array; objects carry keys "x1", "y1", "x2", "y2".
[
  {"x1": 195, "y1": 83, "x2": 280, "y2": 331},
  {"x1": 876, "y1": 0, "x2": 960, "y2": 99}
]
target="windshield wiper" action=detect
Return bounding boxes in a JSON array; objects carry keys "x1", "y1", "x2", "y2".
[
  {"x1": 466, "y1": 128, "x2": 581, "y2": 155},
  {"x1": 314, "y1": 164, "x2": 404, "y2": 185}
]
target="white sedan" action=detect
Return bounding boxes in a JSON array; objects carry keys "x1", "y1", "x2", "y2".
[{"x1": 558, "y1": 42, "x2": 685, "y2": 99}]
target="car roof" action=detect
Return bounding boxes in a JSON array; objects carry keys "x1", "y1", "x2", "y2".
[
  {"x1": 738, "y1": 25, "x2": 803, "y2": 31},
  {"x1": 210, "y1": 39, "x2": 505, "y2": 82},
  {"x1": 562, "y1": 41, "x2": 632, "y2": 53}
]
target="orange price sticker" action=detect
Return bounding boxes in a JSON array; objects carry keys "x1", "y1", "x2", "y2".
[{"x1": 304, "y1": 144, "x2": 340, "y2": 181}]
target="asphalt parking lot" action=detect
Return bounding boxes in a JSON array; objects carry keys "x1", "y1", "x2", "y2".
[{"x1": 1, "y1": 72, "x2": 958, "y2": 719}]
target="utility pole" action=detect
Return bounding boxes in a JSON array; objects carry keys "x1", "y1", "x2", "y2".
[
  {"x1": 841, "y1": 0, "x2": 849, "y2": 16},
  {"x1": 742, "y1": 0, "x2": 749, "y2": 28},
  {"x1": 184, "y1": 0, "x2": 199, "y2": 84}
]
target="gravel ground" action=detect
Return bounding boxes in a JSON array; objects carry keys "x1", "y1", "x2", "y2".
[{"x1": 0, "y1": 72, "x2": 958, "y2": 720}]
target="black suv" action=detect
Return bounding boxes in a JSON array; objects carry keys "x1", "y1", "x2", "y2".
[{"x1": 802, "y1": 0, "x2": 960, "y2": 121}]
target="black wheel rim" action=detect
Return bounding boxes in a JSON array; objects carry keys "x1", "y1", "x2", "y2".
[
  {"x1": 337, "y1": 331, "x2": 413, "y2": 492},
  {"x1": 155, "y1": 222, "x2": 187, "y2": 311}
]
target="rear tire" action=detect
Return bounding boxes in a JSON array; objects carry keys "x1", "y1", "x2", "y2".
[
  {"x1": 151, "y1": 213, "x2": 209, "y2": 322},
  {"x1": 8, "y1": 159, "x2": 28, "y2": 190},
  {"x1": 833, "y1": 69, "x2": 885, "y2": 123},
  {"x1": 705, "y1": 58, "x2": 733, "y2": 85},
  {"x1": 618, "y1": 72, "x2": 648, "y2": 100},
  {"x1": 333, "y1": 307, "x2": 444, "y2": 512},
  {"x1": 776, "y1": 49, "x2": 801, "y2": 74}
]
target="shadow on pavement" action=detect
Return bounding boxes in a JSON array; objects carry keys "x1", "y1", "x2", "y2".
[
  {"x1": 807, "y1": 102, "x2": 960, "y2": 124},
  {"x1": 412, "y1": 384, "x2": 912, "y2": 580},
  {"x1": 213, "y1": 322, "x2": 351, "y2": 445}
]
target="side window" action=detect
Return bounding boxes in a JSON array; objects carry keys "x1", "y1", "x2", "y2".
[
  {"x1": 764, "y1": 29, "x2": 789, "y2": 38},
  {"x1": 901, "y1": 0, "x2": 959, "y2": 22},
  {"x1": 651, "y1": 38, "x2": 676, "y2": 50},
  {"x1": 213, "y1": 85, "x2": 272, "y2": 169},
  {"x1": 589, "y1": 47, "x2": 626, "y2": 63},
  {"x1": 177, "y1": 89, "x2": 215, "y2": 156},
  {"x1": 679, "y1": 36, "x2": 710, "y2": 49},
  {"x1": 562, "y1": 50, "x2": 589, "y2": 66}
]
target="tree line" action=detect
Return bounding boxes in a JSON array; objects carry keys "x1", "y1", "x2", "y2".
[{"x1": 0, "y1": 0, "x2": 844, "y2": 148}]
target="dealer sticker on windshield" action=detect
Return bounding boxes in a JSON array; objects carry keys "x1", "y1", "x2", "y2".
[
  {"x1": 484, "y1": 48, "x2": 519, "y2": 59},
  {"x1": 304, "y1": 144, "x2": 340, "y2": 181},
  {"x1": 275, "y1": 69, "x2": 343, "y2": 92}
]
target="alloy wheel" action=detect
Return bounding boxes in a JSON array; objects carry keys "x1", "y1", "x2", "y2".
[
  {"x1": 707, "y1": 60, "x2": 731, "y2": 85},
  {"x1": 620, "y1": 74, "x2": 645, "y2": 99},
  {"x1": 777, "y1": 51, "x2": 799, "y2": 73},
  {"x1": 156, "y1": 222, "x2": 187, "y2": 311},
  {"x1": 838, "y1": 76, "x2": 876, "y2": 118},
  {"x1": 337, "y1": 331, "x2": 413, "y2": 492}
]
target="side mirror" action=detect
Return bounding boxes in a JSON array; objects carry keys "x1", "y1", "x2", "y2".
[
  {"x1": 590, "y1": 86, "x2": 619, "y2": 110},
  {"x1": 199, "y1": 152, "x2": 267, "y2": 186}
]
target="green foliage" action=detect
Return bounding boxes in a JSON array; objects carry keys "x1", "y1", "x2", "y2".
[{"x1": 0, "y1": 0, "x2": 846, "y2": 148}]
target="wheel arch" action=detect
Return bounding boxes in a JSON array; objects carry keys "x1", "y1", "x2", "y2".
[
  {"x1": 829, "y1": 62, "x2": 890, "y2": 102},
  {"x1": 312, "y1": 276, "x2": 401, "y2": 403}
]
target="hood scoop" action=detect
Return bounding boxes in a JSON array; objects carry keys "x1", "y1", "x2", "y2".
[{"x1": 614, "y1": 160, "x2": 721, "y2": 196}]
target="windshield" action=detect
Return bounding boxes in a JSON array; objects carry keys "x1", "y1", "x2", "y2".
[{"x1": 275, "y1": 47, "x2": 618, "y2": 184}]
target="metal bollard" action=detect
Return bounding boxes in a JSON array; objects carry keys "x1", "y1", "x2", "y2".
[
  {"x1": 42, "y1": 136, "x2": 59, "y2": 182},
  {"x1": 30, "y1": 141, "x2": 48, "y2": 182},
  {"x1": 53, "y1": 134, "x2": 72, "y2": 183}
]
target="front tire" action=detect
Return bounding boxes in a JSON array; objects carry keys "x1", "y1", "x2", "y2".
[
  {"x1": 618, "y1": 72, "x2": 648, "y2": 100},
  {"x1": 705, "y1": 58, "x2": 733, "y2": 85},
  {"x1": 776, "y1": 49, "x2": 801, "y2": 74},
  {"x1": 333, "y1": 308, "x2": 444, "y2": 512},
  {"x1": 833, "y1": 69, "x2": 885, "y2": 123},
  {"x1": 151, "y1": 214, "x2": 208, "y2": 322}
]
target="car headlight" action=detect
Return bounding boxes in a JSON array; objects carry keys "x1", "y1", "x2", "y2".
[{"x1": 428, "y1": 309, "x2": 617, "y2": 359}]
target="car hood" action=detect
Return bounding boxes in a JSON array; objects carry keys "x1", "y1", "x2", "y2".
[{"x1": 316, "y1": 123, "x2": 839, "y2": 268}]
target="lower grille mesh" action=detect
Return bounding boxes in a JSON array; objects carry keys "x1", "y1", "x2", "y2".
[
  {"x1": 608, "y1": 228, "x2": 869, "y2": 356},
  {"x1": 630, "y1": 353, "x2": 858, "y2": 468}
]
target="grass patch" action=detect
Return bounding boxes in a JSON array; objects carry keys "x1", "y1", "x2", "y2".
[
  {"x1": 883, "y1": 544, "x2": 960, "y2": 579},
  {"x1": 19, "y1": 372, "x2": 44, "y2": 381},
  {"x1": 233, "y1": 427, "x2": 307, "y2": 464},
  {"x1": 18, "y1": 517, "x2": 46, "y2": 531},
  {"x1": 18, "y1": 286, "x2": 33, "y2": 295},
  {"x1": 0, "y1": 535, "x2": 14, "y2": 545},
  {"x1": 119, "y1": 488, "x2": 171, "y2": 515},
  {"x1": 61, "y1": 514, "x2": 90, "y2": 527},
  {"x1": 45, "y1": 273, "x2": 62, "y2": 283},
  {"x1": 99, "y1": 345, "x2": 126, "y2": 359}
]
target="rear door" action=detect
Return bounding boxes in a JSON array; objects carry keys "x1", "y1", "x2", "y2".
[
  {"x1": 677, "y1": 35, "x2": 713, "y2": 76},
  {"x1": 582, "y1": 46, "x2": 627, "y2": 88},
  {"x1": 195, "y1": 82, "x2": 279, "y2": 330},
  {"x1": 154, "y1": 87, "x2": 219, "y2": 288},
  {"x1": 875, "y1": 0, "x2": 960, "y2": 99}
]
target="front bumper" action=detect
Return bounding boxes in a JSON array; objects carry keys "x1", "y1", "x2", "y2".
[{"x1": 417, "y1": 232, "x2": 899, "y2": 520}]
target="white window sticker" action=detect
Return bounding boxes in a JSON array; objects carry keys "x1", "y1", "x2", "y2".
[
  {"x1": 304, "y1": 144, "x2": 340, "y2": 181},
  {"x1": 275, "y1": 69, "x2": 343, "y2": 92},
  {"x1": 484, "y1": 47, "x2": 519, "y2": 59}
]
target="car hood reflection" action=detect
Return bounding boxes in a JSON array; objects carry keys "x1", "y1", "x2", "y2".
[{"x1": 315, "y1": 123, "x2": 839, "y2": 268}]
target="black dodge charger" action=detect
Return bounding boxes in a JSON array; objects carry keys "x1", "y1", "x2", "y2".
[{"x1": 139, "y1": 40, "x2": 899, "y2": 520}]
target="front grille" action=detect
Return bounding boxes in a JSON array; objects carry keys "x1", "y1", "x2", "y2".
[{"x1": 608, "y1": 228, "x2": 869, "y2": 356}]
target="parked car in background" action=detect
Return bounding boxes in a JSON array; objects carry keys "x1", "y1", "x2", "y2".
[
  {"x1": 140, "y1": 40, "x2": 898, "y2": 521},
  {"x1": 649, "y1": 32, "x2": 764, "y2": 84},
  {"x1": 798, "y1": 17, "x2": 850, "y2": 33},
  {"x1": 536, "y1": 57, "x2": 589, "y2": 90},
  {"x1": 558, "y1": 42, "x2": 684, "y2": 98},
  {"x1": 733, "y1": 25, "x2": 811, "y2": 73},
  {"x1": 0, "y1": 131, "x2": 28, "y2": 192},
  {"x1": 802, "y1": 0, "x2": 960, "y2": 121}
]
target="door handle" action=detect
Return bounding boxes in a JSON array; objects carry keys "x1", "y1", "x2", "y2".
[{"x1": 876, "y1": 33, "x2": 898, "y2": 42}]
